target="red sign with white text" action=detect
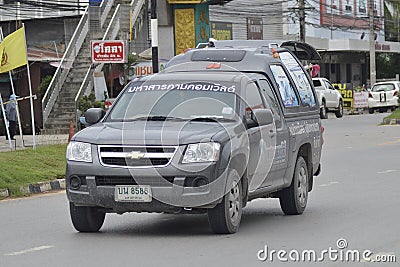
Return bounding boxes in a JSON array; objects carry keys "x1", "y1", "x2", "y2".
[{"x1": 91, "y1": 40, "x2": 126, "y2": 63}]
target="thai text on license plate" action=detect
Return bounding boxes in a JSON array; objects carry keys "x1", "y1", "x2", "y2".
[{"x1": 115, "y1": 185, "x2": 152, "y2": 202}]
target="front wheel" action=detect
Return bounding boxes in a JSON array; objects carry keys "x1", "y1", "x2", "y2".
[
  {"x1": 208, "y1": 170, "x2": 243, "y2": 234},
  {"x1": 369, "y1": 108, "x2": 374, "y2": 114},
  {"x1": 70, "y1": 202, "x2": 105, "y2": 232},
  {"x1": 335, "y1": 100, "x2": 344, "y2": 118},
  {"x1": 279, "y1": 156, "x2": 309, "y2": 215}
]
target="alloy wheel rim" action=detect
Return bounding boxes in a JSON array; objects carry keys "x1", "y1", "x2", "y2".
[
  {"x1": 297, "y1": 166, "x2": 308, "y2": 207},
  {"x1": 229, "y1": 181, "x2": 241, "y2": 225}
]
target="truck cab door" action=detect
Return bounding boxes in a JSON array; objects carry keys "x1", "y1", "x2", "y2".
[
  {"x1": 324, "y1": 79, "x2": 337, "y2": 107},
  {"x1": 244, "y1": 81, "x2": 275, "y2": 192},
  {"x1": 256, "y1": 79, "x2": 290, "y2": 189}
]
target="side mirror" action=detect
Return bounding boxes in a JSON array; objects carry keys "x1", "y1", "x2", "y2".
[
  {"x1": 85, "y1": 108, "x2": 105, "y2": 125},
  {"x1": 252, "y1": 109, "x2": 274, "y2": 126},
  {"x1": 333, "y1": 84, "x2": 340, "y2": 90}
]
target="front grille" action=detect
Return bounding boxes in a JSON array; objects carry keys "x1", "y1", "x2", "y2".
[
  {"x1": 98, "y1": 145, "x2": 177, "y2": 168},
  {"x1": 101, "y1": 158, "x2": 169, "y2": 167},
  {"x1": 95, "y1": 176, "x2": 175, "y2": 186}
]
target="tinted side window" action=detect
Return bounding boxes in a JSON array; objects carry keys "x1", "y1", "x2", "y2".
[
  {"x1": 244, "y1": 82, "x2": 264, "y2": 120},
  {"x1": 313, "y1": 80, "x2": 322, "y2": 87},
  {"x1": 257, "y1": 79, "x2": 282, "y2": 116},
  {"x1": 270, "y1": 65, "x2": 299, "y2": 107},
  {"x1": 279, "y1": 51, "x2": 316, "y2": 107}
]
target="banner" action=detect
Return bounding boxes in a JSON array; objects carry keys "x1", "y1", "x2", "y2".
[
  {"x1": 353, "y1": 92, "x2": 369, "y2": 108},
  {"x1": 0, "y1": 28, "x2": 28, "y2": 73},
  {"x1": 211, "y1": 22, "x2": 233, "y2": 40}
]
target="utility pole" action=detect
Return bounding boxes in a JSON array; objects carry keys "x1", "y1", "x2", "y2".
[
  {"x1": 369, "y1": 0, "x2": 376, "y2": 85},
  {"x1": 151, "y1": 0, "x2": 159, "y2": 73},
  {"x1": 299, "y1": 0, "x2": 305, "y2": 42}
]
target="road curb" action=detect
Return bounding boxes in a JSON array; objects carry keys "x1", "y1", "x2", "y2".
[
  {"x1": 0, "y1": 179, "x2": 66, "y2": 198},
  {"x1": 382, "y1": 118, "x2": 400, "y2": 125}
]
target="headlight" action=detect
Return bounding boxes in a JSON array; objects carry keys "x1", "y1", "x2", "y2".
[
  {"x1": 182, "y1": 142, "x2": 220, "y2": 163},
  {"x1": 66, "y1": 141, "x2": 92, "y2": 163}
]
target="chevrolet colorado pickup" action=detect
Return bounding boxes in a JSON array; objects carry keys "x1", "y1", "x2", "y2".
[{"x1": 66, "y1": 42, "x2": 323, "y2": 234}]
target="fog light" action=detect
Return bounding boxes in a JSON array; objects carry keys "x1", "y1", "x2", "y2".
[
  {"x1": 193, "y1": 177, "x2": 208, "y2": 188},
  {"x1": 70, "y1": 176, "x2": 82, "y2": 190}
]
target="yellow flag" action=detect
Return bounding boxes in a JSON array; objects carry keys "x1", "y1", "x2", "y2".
[{"x1": 0, "y1": 28, "x2": 28, "y2": 73}]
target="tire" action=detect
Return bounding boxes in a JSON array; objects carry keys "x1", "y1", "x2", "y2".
[
  {"x1": 279, "y1": 156, "x2": 309, "y2": 215},
  {"x1": 335, "y1": 100, "x2": 344, "y2": 118},
  {"x1": 208, "y1": 170, "x2": 243, "y2": 234},
  {"x1": 70, "y1": 202, "x2": 105, "y2": 232},
  {"x1": 369, "y1": 108, "x2": 374, "y2": 114},
  {"x1": 391, "y1": 107, "x2": 397, "y2": 112},
  {"x1": 320, "y1": 101, "x2": 328, "y2": 119}
]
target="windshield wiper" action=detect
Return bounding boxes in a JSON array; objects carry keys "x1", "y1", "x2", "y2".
[{"x1": 190, "y1": 117, "x2": 235, "y2": 122}]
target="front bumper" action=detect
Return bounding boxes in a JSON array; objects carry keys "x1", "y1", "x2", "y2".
[{"x1": 66, "y1": 155, "x2": 228, "y2": 213}]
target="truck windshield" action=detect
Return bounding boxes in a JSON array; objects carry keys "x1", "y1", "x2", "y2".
[{"x1": 106, "y1": 81, "x2": 237, "y2": 122}]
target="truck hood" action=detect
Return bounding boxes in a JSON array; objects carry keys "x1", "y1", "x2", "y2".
[{"x1": 73, "y1": 121, "x2": 231, "y2": 145}]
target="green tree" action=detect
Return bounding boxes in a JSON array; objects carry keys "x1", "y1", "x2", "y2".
[
  {"x1": 37, "y1": 76, "x2": 53, "y2": 99},
  {"x1": 77, "y1": 93, "x2": 104, "y2": 113},
  {"x1": 376, "y1": 53, "x2": 400, "y2": 78},
  {"x1": 384, "y1": 0, "x2": 400, "y2": 42}
]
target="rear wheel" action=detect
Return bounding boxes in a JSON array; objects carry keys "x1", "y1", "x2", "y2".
[
  {"x1": 279, "y1": 156, "x2": 309, "y2": 215},
  {"x1": 320, "y1": 100, "x2": 328, "y2": 119},
  {"x1": 335, "y1": 100, "x2": 344, "y2": 118},
  {"x1": 208, "y1": 170, "x2": 242, "y2": 234},
  {"x1": 70, "y1": 202, "x2": 105, "y2": 232}
]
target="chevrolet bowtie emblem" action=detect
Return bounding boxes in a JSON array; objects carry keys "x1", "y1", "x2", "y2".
[{"x1": 126, "y1": 151, "x2": 145, "y2": 159}]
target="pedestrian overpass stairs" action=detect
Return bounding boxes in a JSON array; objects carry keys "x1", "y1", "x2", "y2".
[{"x1": 42, "y1": 0, "x2": 147, "y2": 134}]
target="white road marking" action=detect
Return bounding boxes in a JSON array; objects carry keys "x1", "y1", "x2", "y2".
[
  {"x1": 377, "y1": 170, "x2": 397, "y2": 174},
  {"x1": 318, "y1": 182, "x2": 339, "y2": 187},
  {"x1": 5, "y1": 245, "x2": 54, "y2": 256}
]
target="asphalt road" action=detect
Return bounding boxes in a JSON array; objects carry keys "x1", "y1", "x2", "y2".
[{"x1": 0, "y1": 113, "x2": 399, "y2": 267}]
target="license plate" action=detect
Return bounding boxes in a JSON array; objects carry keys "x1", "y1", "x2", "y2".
[{"x1": 115, "y1": 185, "x2": 152, "y2": 202}]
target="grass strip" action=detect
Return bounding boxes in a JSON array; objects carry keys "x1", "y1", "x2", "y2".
[{"x1": 0, "y1": 144, "x2": 67, "y2": 197}]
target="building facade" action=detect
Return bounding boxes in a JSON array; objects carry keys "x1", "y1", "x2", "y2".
[
  {"x1": 0, "y1": 0, "x2": 84, "y2": 134},
  {"x1": 286, "y1": 0, "x2": 400, "y2": 87}
]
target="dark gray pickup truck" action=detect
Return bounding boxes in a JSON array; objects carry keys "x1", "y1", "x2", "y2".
[{"x1": 66, "y1": 41, "x2": 323, "y2": 234}]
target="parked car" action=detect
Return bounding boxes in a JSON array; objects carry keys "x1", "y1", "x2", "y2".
[
  {"x1": 312, "y1": 77, "x2": 344, "y2": 119},
  {"x1": 368, "y1": 81, "x2": 399, "y2": 114},
  {"x1": 66, "y1": 41, "x2": 323, "y2": 234}
]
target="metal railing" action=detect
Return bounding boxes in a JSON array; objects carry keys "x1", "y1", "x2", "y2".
[
  {"x1": 42, "y1": 0, "x2": 117, "y2": 127},
  {"x1": 42, "y1": 5, "x2": 89, "y2": 126},
  {"x1": 75, "y1": 1, "x2": 143, "y2": 116},
  {"x1": 95, "y1": 4, "x2": 122, "y2": 72},
  {"x1": 73, "y1": 4, "x2": 122, "y2": 127},
  {"x1": 100, "y1": 0, "x2": 115, "y2": 28}
]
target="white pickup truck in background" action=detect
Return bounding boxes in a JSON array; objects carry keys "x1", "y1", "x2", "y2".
[{"x1": 312, "y1": 77, "x2": 344, "y2": 119}]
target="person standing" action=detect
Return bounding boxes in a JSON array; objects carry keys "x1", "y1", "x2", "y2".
[{"x1": 5, "y1": 94, "x2": 18, "y2": 140}]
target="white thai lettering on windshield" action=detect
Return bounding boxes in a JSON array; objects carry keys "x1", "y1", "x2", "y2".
[{"x1": 127, "y1": 83, "x2": 236, "y2": 93}]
